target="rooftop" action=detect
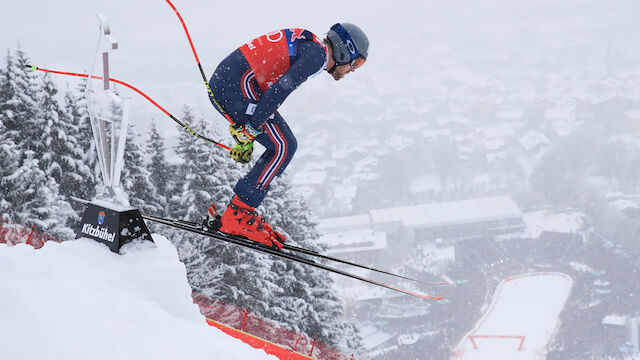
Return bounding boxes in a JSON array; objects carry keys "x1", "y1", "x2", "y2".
[
  {"x1": 317, "y1": 229, "x2": 387, "y2": 254},
  {"x1": 317, "y1": 214, "x2": 372, "y2": 233},
  {"x1": 369, "y1": 196, "x2": 522, "y2": 229}
]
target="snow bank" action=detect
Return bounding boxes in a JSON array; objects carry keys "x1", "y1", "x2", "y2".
[{"x1": 0, "y1": 235, "x2": 275, "y2": 360}]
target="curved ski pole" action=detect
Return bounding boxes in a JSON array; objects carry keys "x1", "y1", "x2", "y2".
[
  {"x1": 26, "y1": 65, "x2": 230, "y2": 150},
  {"x1": 164, "y1": 0, "x2": 234, "y2": 124}
]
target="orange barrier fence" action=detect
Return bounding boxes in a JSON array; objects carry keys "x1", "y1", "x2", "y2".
[
  {"x1": 205, "y1": 317, "x2": 314, "y2": 360},
  {"x1": 193, "y1": 293, "x2": 354, "y2": 360}
]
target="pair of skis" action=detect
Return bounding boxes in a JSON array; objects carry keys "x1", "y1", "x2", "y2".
[{"x1": 141, "y1": 213, "x2": 446, "y2": 301}]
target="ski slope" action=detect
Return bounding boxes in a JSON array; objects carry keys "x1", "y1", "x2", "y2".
[
  {"x1": 453, "y1": 273, "x2": 573, "y2": 360},
  {"x1": 0, "y1": 235, "x2": 275, "y2": 360}
]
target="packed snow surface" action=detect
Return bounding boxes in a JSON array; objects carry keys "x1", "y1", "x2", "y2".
[
  {"x1": 0, "y1": 235, "x2": 275, "y2": 360},
  {"x1": 523, "y1": 210, "x2": 584, "y2": 238},
  {"x1": 455, "y1": 273, "x2": 572, "y2": 360}
]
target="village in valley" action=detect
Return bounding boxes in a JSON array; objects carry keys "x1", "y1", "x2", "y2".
[{"x1": 286, "y1": 40, "x2": 640, "y2": 359}]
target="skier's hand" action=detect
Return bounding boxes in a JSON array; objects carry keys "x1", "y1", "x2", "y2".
[
  {"x1": 229, "y1": 123, "x2": 261, "y2": 146},
  {"x1": 229, "y1": 142, "x2": 254, "y2": 164},
  {"x1": 228, "y1": 123, "x2": 260, "y2": 164}
]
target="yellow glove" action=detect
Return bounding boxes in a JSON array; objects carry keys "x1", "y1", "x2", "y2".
[
  {"x1": 229, "y1": 123, "x2": 261, "y2": 146},
  {"x1": 229, "y1": 142, "x2": 254, "y2": 164},
  {"x1": 229, "y1": 123, "x2": 261, "y2": 164}
]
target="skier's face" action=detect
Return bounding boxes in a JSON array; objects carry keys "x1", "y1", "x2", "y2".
[{"x1": 331, "y1": 58, "x2": 366, "y2": 81}]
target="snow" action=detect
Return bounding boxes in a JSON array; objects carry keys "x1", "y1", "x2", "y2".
[
  {"x1": 602, "y1": 315, "x2": 628, "y2": 326},
  {"x1": 495, "y1": 110, "x2": 523, "y2": 121},
  {"x1": 421, "y1": 128, "x2": 452, "y2": 139},
  {"x1": 454, "y1": 273, "x2": 573, "y2": 360},
  {"x1": 626, "y1": 109, "x2": 640, "y2": 120},
  {"x1": 522, "y1": 210, "x2": 585, "y2": 238},
  {"x1": 479, "y1": 123, "x2": 521, "y2": 139},
  {"x1": 551, "y1": 119, "x2": 584, "y2": 137},
  {"x1": 356, "y1": 323, "x2": 396, "y2": 350},
  {"x1": 545, "y1": 105, "x2": 575, "y2": 121},
  {"x1": 519, "y1": 131, "x2": 550, "y2": 152},
  {"x1": 291, "y1": 170, "x2": 327, "y2": 186},
  {"x1": 0, "y1": 236, "x2": 275, "y2": 360},
  {"x1": 332, "y1": 184, "x2": 358, "y2": 200},
  {"x1": 409, "y1": 176, "x2": 443, "y2": 194}
]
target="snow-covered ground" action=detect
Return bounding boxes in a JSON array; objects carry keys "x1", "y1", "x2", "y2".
[
  {"x1": 453, "y1": 273, "x2": 573, "y2": 360},
  {"x1": 0, "y1": 236, "x2": 275, "y2": 360},
  {"x1": 522, "y1": 210, "x2": 585, "y2": 238}
]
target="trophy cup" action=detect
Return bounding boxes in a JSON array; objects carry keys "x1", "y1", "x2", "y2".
[{"x1": 75, "y1": 14, "x2": 153, "y2": 253}]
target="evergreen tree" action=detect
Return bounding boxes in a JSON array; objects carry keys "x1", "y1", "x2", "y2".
[
  {"x1": 7, "y1": 49, "x2": 43, "y2": 158},
  {"x1": 121, "y1": 126, "x2": 163, "y2": 215},
  {"x1": 37, "y1": 74, "x2": 93, "y2": 215},
  {"x1": 168, "y1": 106, "x2": 243, "y2": 220},
  {"x1": 145, "y1": 120, "x2": 172, "y2": 215},
  {"x1": 60, "y1": 87, "x2": 96, "y2": 203},
  {"x1": 0, "y1": 50, "x2": 19, "y2": 213},
  {"x1": 2, "y1": 151, "x2": 76, "y2": 240},
  {"x1": 0, "y1": 48, "x2": 76, "y2": 238},
  {"x1": 0, "y1": 114, "x2": 19, "y2": 215},
  {"x1": 72, "y1": 81, "x2": 99, "y2": 197}
]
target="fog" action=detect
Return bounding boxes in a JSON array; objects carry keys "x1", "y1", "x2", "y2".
[{"x1": 3, "y1": 0, "x2": 640, "y2": 358}]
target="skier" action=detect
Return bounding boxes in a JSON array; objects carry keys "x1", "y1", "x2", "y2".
[{"x1": 206, "y1": 24, "x2": 369, "y2": 250}]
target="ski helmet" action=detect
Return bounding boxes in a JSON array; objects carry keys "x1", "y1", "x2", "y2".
[{"x1": 327, "y1": 23, "x2": 369, "y2": 67}]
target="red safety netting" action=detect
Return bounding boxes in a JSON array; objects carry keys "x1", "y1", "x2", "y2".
[
  {"x1": 0, "y1": 217, "x2": 62, "y2": 249},
  {"x1": 193, "y1": 293, "x2": 355, "y2": 360}
]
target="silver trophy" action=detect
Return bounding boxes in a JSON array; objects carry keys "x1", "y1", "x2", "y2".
[
  {"x1": 75, "y1": 15, "x2": 152, "y2": 252},
  {"x1": 86, "y1": 14, "x2": 130, "y2": 208}
]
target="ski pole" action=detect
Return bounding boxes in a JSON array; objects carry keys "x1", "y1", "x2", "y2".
[
  {"x1": 164, "y1": 0, "x2": 234, "y2": 124},
  {"x1": 26, "y1": 65, "x2": 230, "y2": 151}
]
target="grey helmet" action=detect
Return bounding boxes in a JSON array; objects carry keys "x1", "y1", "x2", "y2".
[{"x1": 327, "y1": 23, "x2": 369, "y2": 66}]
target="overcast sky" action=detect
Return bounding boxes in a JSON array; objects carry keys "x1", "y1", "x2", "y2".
[{"x1": 2, "y1": 0, "x2": 639, "y2": 147}]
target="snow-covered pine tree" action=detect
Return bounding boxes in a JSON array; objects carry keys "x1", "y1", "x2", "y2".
[
  {"x1": 71, "y1": 81, "x2": 99, "y2": 198},
  {"x1": 60, "y1": 87, "x2": 96, "y2": 204},
  {"x1": 7, "y1": 49, "x2": 44, "y2": 159},
  {"x1": 0, "y1": 135, "x2": 19, "y2": 215},
  {"x1": 0, "y1": 50, "x2": 19, "y2": 214},
  {"x1": 145, "y1": 120, "x2": 172, "y2": 216},
  {"x1": 170, "y1": 105, "x2": 242, "y2": 221},
  {"x1": 4, "y1": 150, "x2": 76, "y2": 240},
  {"x1": 260, "y1": 177, "x2": 362, "y2": 352},
  {"x1": 121, "y1": 125, "x2": 164, "y2": 216},
  {"x1": 0, "y1": 48, "x2": 76, "y2": 237},
  {"x1": 36, "y1": 73, "x2": 92, "y2": 221}
]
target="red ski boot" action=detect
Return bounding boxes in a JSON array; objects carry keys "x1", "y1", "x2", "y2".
[
  {"x1": 259, "y1": 220, "x2": 286, "y2": 246},
  {"x1": 219, "y1": 196, "x2": 284, "y2": 250}
]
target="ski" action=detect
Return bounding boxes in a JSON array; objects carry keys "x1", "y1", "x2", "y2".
[
  {"x1": 141, "y1": 213, "x2": 445, "y2": 301},
  {"x1": 142, "y1": 213, "x2": 446, "y2": 286}
]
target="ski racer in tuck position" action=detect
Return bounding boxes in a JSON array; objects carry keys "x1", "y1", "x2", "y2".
[{"x1": 206, "y1": 23, "x2": 369, "y2": 250}]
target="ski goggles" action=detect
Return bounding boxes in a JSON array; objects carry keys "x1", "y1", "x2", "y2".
[
  {"x1": 350, "y1": 56, "x2": 366, "y2": 70},
  {"x1": 330, "y1": 23, "x2": 363, "y2": 64}
]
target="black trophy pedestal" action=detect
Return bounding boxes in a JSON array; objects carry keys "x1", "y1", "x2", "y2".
[{"x1": 76, "y1": 201, "x2": 154, "y2": 253}]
